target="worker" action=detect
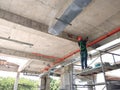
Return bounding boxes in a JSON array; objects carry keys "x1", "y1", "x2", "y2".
[{"x1": 77, "y1": 36, "x2": 88, "y2": 70}]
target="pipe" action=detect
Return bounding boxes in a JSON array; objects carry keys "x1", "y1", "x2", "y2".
[
  {"x1": 52, "y1": 49, "x2": 80, "y2": 65},
  {"x1": 41, "y1": 27, "x2": 120, "y2": 72},
  {"x1": 87, "y1": 27, "x2": 120, "y2": 47},
  {"x1": 48, "y1": 0, "x2": 92, "y2": 35}
]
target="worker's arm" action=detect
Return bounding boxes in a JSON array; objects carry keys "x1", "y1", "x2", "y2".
[
  {"x1": 85, "y1": 37, "x2": 88, "y2": 42},
  {"x1": 78, "y1": 41, "x2": 80, "y2": 47}
]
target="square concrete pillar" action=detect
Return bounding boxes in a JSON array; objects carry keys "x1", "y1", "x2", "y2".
[
  {"x1": 60, "y1": 65, "x2": 73, "y2": 90},
  {"x1": 40, "y1": 75, "x2": 50, "y2": 90}
]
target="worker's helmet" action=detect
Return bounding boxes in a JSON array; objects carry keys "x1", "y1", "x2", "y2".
[{"x1": 77, "y1": 36, "x2": 82, "y2": 41}]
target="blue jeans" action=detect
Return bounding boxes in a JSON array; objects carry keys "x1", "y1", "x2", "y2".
[{"x1": 80, "y1": 51, "x2": 88, "y2": 69}]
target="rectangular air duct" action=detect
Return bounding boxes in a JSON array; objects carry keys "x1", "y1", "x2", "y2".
[{"x1": 48, "y1": 0, "x2": 92, "y2": 35}]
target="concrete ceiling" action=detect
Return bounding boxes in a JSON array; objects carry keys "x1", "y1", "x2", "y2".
[
  {"x1": 0, "y1": 0, "x2": 71, "y2": 25},
  {"x1": 66, "y1": 0, "x2": 120, "y2": 40},
  {"x1": 0, "y1": 0, "x2": 120, "y2": 74}
]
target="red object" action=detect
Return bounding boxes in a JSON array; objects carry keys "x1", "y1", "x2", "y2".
[
  {"x1": 41, "y1": 27, "x2": 120, "y2": 72},
  {"x1": 87, "y1": 27, "x2": 120, "y2": 47},
  {"x1": 77, "y1": 36, "x2": 82, "y2": 41}
]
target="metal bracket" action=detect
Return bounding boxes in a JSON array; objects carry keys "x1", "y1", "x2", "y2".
[{"x1": 55, "y1": 18, "x2": 72, "y2": 26}]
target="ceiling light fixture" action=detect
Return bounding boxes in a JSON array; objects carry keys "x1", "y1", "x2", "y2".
[{"x1": 0, "y1": 36, "x2": 33, "y2": 46}]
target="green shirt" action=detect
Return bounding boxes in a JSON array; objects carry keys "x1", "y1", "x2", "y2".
[{"x1": 78, "y1": 40, "x2": 87, "y2": 52}]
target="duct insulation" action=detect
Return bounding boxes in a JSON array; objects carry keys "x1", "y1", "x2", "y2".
[{"x1": 48, "y1": 0, "x2": 92, "y2": 35}]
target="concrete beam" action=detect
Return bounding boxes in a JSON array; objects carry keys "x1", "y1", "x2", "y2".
[
  {"x1": 0, "y1": 8, "x2": 77, "y2": 41},
  {"x1": 18, "y1": 60, "x2": 33, "y2": 72},
  {"x1": 0, "y1": 9, "x2": 48, "y2": 33},
  {"x1": 23, "y1": 70, "x2": 41, "y2": 74},
  {"x1": 0, "y1": 47, "x2": 55, "y2": 62},
  {"x1": 0, "y1": 59, "x2": 19, "y2": 72},
  {"x1": 60, "y1": 32, "x2": 78, "y2": 41},
  {"x1": 0, "y1": 65, "x2": 18, "y2": 72}
]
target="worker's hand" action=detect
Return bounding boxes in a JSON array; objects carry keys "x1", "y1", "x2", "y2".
[
  {"x1": 86, "y1": 37, "x2": 88, "y2": 39},
  {"x1": 85, "y1": 37, "x2": 88, "y2": 41}
]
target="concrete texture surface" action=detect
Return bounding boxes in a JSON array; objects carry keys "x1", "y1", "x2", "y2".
[{"x1": 0, "y1": 0, "x2": 120, "y2": 73}]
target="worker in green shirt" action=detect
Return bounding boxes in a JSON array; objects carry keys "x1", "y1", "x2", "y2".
[{"x1": 77, "y1": 36, "x2": 88, "y2": 70}]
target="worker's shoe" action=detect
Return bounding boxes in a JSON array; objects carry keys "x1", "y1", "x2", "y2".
[
  {"x1": 84, "y1": 66, "x2": 92, "y2": 71},
  {"x1": 86, "y1": 66, "x2": 92, "y2": 69}
]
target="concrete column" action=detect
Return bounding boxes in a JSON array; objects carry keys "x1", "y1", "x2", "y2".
[
  {"x1": 39, "y1": 77, "x2": 41, "y2": 90},
  {"x1": 40, "y1": 75, "x2": 50, "y2": 90},
  {"x1": 45, "y1": 76, "x2": 50, "y2": 90},
  {"x1": 60, "y1": 65, "x2": 73, "y2": 90},
  {"x1": 14, "y1": 72, "x2": 20, "y2": 90},
  {"x1": 40, "y1": 76, "x2": 46, "y2": 90}
]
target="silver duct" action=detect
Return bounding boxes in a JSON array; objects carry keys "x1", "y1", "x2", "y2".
[{"x1": 48, "y1": 0, "x2": 92, "y2": 35}]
